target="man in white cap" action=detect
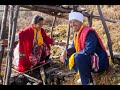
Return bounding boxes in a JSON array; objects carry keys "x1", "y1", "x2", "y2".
[{"x1": 60, "y1": 10, "x2": 110, "y2": 85}]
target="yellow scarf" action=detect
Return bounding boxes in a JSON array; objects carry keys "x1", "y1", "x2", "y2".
[
  {"x1": 33, "y1": 27, "x2": 44, "y2": 46},
  {"x1": 68, "y1": 24, "x2": 84, "y2": 70}
]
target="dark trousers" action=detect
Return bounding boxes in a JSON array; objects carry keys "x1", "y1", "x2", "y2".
[{"x1": 65, "y1": 53, "x2": 109, "y2": 85}]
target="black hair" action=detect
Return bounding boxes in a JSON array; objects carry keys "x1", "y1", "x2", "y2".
[{"x1": 31, "y1": 15, "x2": 44, "y2": 24}]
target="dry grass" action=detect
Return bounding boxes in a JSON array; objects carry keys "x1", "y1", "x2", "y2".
[
  {"x1": 59, "y1": 58, "x2": 120, "y2": 85},
  {"x1": 84, "y1": 5, "x2": 120, "y2": 20},
  {"x1": 1, "y1": 5, "x2": 120, "y2": 85},
  {"x1": 50, "y1": 18, "x2": 120, "y2": 85}
]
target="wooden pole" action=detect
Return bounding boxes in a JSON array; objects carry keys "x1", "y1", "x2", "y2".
[
  {"x1": 40, "y1": 67, "x2": 47, "y2": 85},
  {"x1": 12, "y1": 68, "x2": 42, "y2": 84},
  {"x1": 66, "y1": 22, "x2": 70, "y2": 50},
  {"x1": 4, "y1": 5, "x2": 20, "y2": 85},
  {"x1": 0, "y1": 9, "x2": 32, "y2": 12},
  {"x1": 3, "y1": 5, "x2": 14, "y2": 85},
  {"x1": 8, "y1": 5, "x2": 14, "y2": 47},
  {"x1": 97, "y1": 5, "x2": 114, "y2": 63},
  {"x1": 88, "y1": 11, "x2": 93, "y2": 27},
  {"x1": 51, "y1": 16, "x2": 56, "y2": 38},
  {"x1": 0, "y1": 5, "x2": 8, "y2": 80}
]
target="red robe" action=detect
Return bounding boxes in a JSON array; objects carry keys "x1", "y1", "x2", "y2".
[{"x1": 17, "y1": 25, "x2": 54, "y2": 72}]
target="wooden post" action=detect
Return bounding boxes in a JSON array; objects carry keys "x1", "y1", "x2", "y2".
[
  {"x1": 0, "y1": 5, "x2": 8, "y2": 80},
  {"x1": 40, "y1": 67, "x2": 47, "y2": 85},
  {"x1": 3, "y1": 5, "x2": 14, "y2": 85},
  {"x1": 8, "y1": 5, "x2": 14, "y2": 48},
  {"x1": 51, "y1": 16, "x2": 56, "y2": 38},
  {"x1": 73, "y1": 5, "x2": 76, "y2": 11},
  {"x1": 97, "y1": 5, "x2": 114, "y2": 63},
  {"x1": 88, "y1": 11, "x2": 93, "y2": 27},
  {"x1": 66, "y1": 21, "x2": 70, "y2": 50},
  {"x1": 4, "y1": 5, "x2": 20, "y2": 85}
]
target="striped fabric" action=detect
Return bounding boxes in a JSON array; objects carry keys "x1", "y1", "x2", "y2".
[
  {"x1": 29, "y1": 43, "x2": 50, "y2": 68},
  {"x1": 91, "y1": 53, "x2": 99, "y2": 72}
]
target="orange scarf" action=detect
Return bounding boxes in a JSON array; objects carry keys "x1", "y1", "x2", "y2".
[
  {"x1": 74, "y1": 24, "x2": 84, "y2": 52},
  {"x1": 69, "y1": 24, "x2": 84, "y2": 70},
  {"x1": 33, "y1": 27, "x2": 44, "y2": 46}
]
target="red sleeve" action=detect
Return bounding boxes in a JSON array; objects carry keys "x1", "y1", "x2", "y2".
[{"x1": 41, "y1": 28, "x2": 55, "y2": 45}]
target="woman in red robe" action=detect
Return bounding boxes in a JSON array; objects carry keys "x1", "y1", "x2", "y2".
[{"x1": 13, "y1": 15, "x2": 66, "y2": 72}]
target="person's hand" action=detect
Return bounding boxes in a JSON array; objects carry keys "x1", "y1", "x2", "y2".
[
  {"x1": 0, "y1": 39, "x2": 8, "y2": 46},
  {"x1": 60, "y1": 50, "x2": 67, "y2": 63},
  {"x1": 58, "y1": 42, "x2": 66, "y2": 46}
]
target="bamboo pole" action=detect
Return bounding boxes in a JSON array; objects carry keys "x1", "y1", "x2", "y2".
[
  {"x1": 97, "y1": 5, "x2": 114, "y2": 63},
  {"x1": 4, "y1": 5, "x2": 20, "y2": 85}
]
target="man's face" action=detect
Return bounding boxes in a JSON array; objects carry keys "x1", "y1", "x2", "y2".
[
  {"x1": 34, "y1": 20, "x2": 44, "y2": 30},
  {"x1": 69, "y1": 19, "x2": 82, "y2": 32}
]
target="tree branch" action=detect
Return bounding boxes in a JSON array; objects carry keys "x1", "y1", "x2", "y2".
[{"x1": 20, "y1": 5, "x2": 120, "y2": 23}]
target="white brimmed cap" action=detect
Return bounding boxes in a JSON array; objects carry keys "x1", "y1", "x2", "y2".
[{"x1": 69, "y1": 10, "x2": 84, "y2": 23}]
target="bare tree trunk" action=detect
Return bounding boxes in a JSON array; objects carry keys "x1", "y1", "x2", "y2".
[
  {"x1": 4, "y1": 5, "x2": 20, "y2": 85},
  {"x1": 97, "y1": 5, "x2": 114, "y2": 63},
  {"x1": 0, "y1": 5, "x2": 8, "y2": 80},
  {"x1": 51, "y1": 16, "x2": 56, "y2": 38}
]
